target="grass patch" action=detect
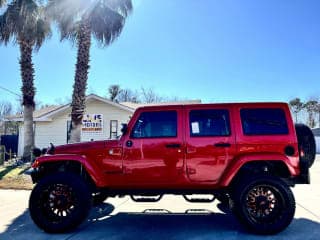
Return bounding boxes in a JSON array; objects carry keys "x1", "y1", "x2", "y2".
[{"x1": 0, "y1": 164, "x2": 33, "y2": 190}]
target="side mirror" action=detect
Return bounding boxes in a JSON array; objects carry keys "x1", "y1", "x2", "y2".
[{"x1": 121, "y1": 123, "x2": 128, "y2": 135}]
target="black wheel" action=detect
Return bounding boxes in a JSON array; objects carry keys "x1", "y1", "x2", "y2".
[
  {"x1": 29, "y1": 172, "x2": 92, "y2": 233},
  {"x1": 295, "y1": 124, "x2": 316, "y2": 168},
  {"x1": 232, "y1": 175, "x2": 295, "y2": 235},
  {"x1": 92, "y1": 192, "x2": 108, "y2": 206}
]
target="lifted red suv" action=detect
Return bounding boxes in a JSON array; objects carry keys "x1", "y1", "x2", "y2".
[{"x1": 29, "y1": 102, "x2": 316, "y2": 234}]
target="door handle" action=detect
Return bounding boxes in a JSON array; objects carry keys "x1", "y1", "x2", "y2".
[
  {"x1": 165, "y1": 143, "x2": 181, "y2": 148},
  {"x1": 214, "y1": 142, "x2": 231, "y2": 148}
]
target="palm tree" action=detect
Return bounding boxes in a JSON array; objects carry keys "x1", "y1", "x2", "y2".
[
  {"x1": 304, "y1": 100, "x2": 318, "y2": 128},
  {"x1": 48, "y1": 0, "x2": 132, "y2": 143},
  {"x1": 0, "y1": 0, "x2": 51, "y2": 161},
  {"x1": 289, "y1": 98, "x2": 304, "y2": 123}
]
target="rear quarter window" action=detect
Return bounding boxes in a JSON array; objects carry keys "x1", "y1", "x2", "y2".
[{"x1": 240, "y1": 108, "x2": 289, "y2": 135}]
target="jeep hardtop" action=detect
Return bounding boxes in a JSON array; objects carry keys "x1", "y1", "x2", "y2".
[{"x1": 29, "y1": 102, "x2": 316, "y2": 234}]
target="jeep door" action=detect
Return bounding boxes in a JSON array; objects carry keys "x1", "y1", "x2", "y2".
[
  {"x1": 185, "y1": 106, "x2": 236, "y2": 182},
  {"x1": 122, "y1": 107, "x2": 184, "y2": 185}
]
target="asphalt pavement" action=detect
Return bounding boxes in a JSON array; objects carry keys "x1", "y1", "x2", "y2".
[{"x1": 1, "y1": 157, "x2": 319, "y2": 240}]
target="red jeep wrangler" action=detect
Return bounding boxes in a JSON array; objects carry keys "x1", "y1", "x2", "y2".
[{"x1": 29, "y1": 103, "x2": 316, "y2": 234}]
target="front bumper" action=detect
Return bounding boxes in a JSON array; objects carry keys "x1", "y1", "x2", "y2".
[{"x1": 30, "y1": 168, "x2": 41, "y2": 184}]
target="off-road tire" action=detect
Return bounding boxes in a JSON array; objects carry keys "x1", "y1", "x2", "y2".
[
  {"x1": 29, "y1": 172, "x2": 92, "y2": 233},
  {"x1": 295, "y1": 123, "x2": 316, "y2": 168},
  {"x1": 232, "y1": 175, "x2": 295, "y2": 235}
]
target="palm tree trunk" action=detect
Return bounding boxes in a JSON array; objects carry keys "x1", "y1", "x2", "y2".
[
  {"x1": 23, "y1": 105, "x2": 34, "y2": 160},
  {"x1": 69, "y1": 19, "x2": 91, "y2": 143},
  {"x1": 19, "y1": 39, "x2": 36, "y2": 161}
]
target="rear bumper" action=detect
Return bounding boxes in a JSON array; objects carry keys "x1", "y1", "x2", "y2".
[{"x1": 288, "y1": 162, "x2": 310, "y2": 185}]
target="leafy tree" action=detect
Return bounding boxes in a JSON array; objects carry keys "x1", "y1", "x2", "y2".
[
  {"x1": 304, "y1": 100, "x2": 318, "y2": 128},
  {"x1": 117, "y1": 88, "x2": 139, "y2": 103},
  {"x1": 48, "y1": 0, "x2": 132, "y2": 143},
  {"x1": 315, "y1": 102, "x2": 320, "y2": 128},
  {"x1": 0, "y1": 0, "x2": 51, "y2": 160},
  {"x1": 0, "y1": 101, "x2": 13, "y2": 135},
  {"x1": 141, "y1": 87, "x2": 164, "y2": 103},
  {"x1": 289, "y1": 98, "x2": 304, "y2": 122},
  {"x1": 0, "y1": 101, "x2": 13, "y2": 120}
]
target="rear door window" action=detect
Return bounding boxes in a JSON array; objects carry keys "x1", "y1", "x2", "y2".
[
  {"x1": 240, "y1": 108, "x2": 288, "y2": 135},
  {"x1": 189, "y1": 109, "x2": 231, "y2": 137}
]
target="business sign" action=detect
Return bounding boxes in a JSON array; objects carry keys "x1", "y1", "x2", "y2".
[{"x1": 82, "y1": 114, "x2": 103, "y2": 132}]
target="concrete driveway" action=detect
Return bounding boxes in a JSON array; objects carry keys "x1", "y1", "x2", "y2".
[{"x1": 1, "y1": 157, "x2": 319, "y2": 240}]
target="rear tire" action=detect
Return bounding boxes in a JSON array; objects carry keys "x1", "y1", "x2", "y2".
[
  {"x1": 29, "y1": 172, "x2": 92, "y2": 233},
  {"x1": 232, "y1": 175, "x2": 295, "y2": 235}
]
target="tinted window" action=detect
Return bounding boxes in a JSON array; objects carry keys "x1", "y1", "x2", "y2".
[
  {"x1": 241, "y1": 108, "x2": 288, "y2": 135},
  {"x1": 131, "y1": 111, "x2": 177, "y2": 138},
  {"x1": 190, "y1": 109, "x2": 230, "y2": 137}
]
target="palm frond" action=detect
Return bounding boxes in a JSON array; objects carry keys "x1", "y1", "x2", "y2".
[
  {"x1": 89, "y1": 4, "x2": 124, "y2": 46},
  {"x1": 48, "y1": 0, "x2": 132, "y2": 45},
  {"x1": 106, "y1": 0, "x2": 133, "y2": 17},
  {"x1": 0, "y1": 0, "x2": 6, "y2": 8},
  {"x1": 0, "y1": 0, "x2": 51, "y2": 49},
  {"x1": 47, "y1": 0, "x2": 87, "y2": 42},
  {"x1": 87, "y1": 0, "x2": 132, "y2": 46}
]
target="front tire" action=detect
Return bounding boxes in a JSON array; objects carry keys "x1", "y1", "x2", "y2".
[
  {"x1": 29, "y1": 172, "x2": 92, "y2": 233},
  {"x1": 232, "y1": 175, "x2": 295, "y2": 235}
]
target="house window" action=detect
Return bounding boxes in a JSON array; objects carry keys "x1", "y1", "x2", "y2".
[
  {"x1": 110, "y1": 120, "x2": 118, "y2": 139},
  {"x1": 67, "y1": 120, "x2": 72, "y2": 143}
]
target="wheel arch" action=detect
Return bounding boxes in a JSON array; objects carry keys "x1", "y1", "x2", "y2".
[
  {"x1": 220, "y1": 154, "x2": 297, "y2": 187},
  {"x1": 32, "y1": 155, "x2": 101, "y2": 190}
]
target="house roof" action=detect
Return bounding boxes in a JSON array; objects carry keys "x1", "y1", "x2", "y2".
[
  {"x1": 5, "y1": 105, "x2": 63, "y2": 121},
  {"x1": 5, "y1": 94, "x2": 135, "y2": 122},
  {"x1": 120, "y1": 100, "x2": 202, "y2": 109}
]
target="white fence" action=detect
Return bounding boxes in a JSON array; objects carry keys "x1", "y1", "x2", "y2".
[{"x1": 316, "y1": 137, "x2": 320, "y2": 154}]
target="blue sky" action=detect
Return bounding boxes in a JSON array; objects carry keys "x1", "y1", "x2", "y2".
[{"x1": 1, "y1": 0, "x2": 320, "y2": 109}]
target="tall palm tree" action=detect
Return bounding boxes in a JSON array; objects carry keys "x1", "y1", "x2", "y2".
[
  {"x1": 0, "y1": 0, "x2": 51, "y2": 161},
  {"x1": 48, "y1": 0, "x2": 132, "y2": 143}
]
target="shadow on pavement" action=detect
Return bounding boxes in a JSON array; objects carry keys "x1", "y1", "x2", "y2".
[{"x1": 1, "y1": 203, "x2": 320, "y2": 240}]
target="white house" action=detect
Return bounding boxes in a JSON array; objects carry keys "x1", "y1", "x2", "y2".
[{"x1": 8, "y1": 94, "x2": 135, "y2": 156}]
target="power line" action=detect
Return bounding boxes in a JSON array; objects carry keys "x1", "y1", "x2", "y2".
[{"x1": 0, "y1": 85, "x2": 21, "y2": 98}]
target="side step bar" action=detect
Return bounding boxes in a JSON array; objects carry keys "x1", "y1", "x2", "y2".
[
  {"x1": 130, "y1": 195, "x2": 163, "y2": 202},
  {"x1": 183, "y1": 194, "x2": 216, "y2": 203}
]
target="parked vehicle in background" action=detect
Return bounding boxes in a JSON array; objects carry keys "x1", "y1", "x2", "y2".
[{"x1": 29, "y1": 102, "x2": 316, "y2": 234}]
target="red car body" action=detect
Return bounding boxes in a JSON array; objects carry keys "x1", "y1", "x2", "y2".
[
  {"x1": 32, "y1": 102, "x2": 301, "y2": 189},
  {"x1": 29, "y1": 102, "x2": 315, "y2": 234}
]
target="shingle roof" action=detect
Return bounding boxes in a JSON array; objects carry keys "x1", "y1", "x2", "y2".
[
  {"x1": 5, "y1": 105, "x2": 63, "y2": 121},
  {"x1": 5, "y1": 94, "x2": 134, "y2": 122}
]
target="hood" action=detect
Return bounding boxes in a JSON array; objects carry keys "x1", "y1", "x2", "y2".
[{"x1": 53, "y1": 140, "x2": 120, "y2": 155}]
